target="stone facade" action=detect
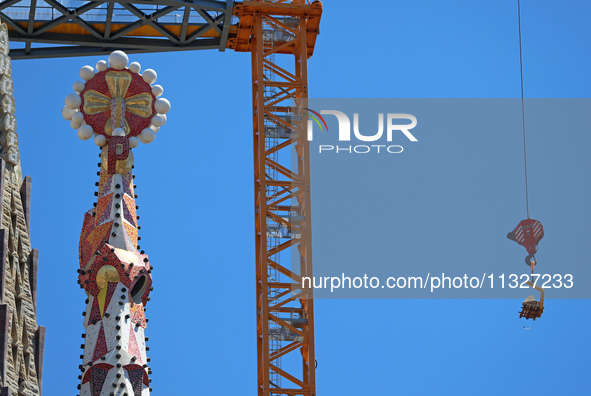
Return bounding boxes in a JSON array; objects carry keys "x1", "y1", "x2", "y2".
[{"x1": 0, "y1": 23, "x2": 44, "y2": 396}]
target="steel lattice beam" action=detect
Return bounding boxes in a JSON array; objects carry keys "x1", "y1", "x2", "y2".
[
  {"x1": 0, "y1": 0, "x2": 234, "y2": 58},
  {"x1": 250, "y1": 2, "x2": 322, "y2": 394}
]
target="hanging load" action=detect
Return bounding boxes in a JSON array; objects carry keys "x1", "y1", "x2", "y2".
[
  {"x1": 518, "y1": 281, "x2": 545, "y2": 320},
  {"x1": 507, "y1": 218, "x2": 544, "y2": 265},
  {"x1": 507, "y1": 218, "x2": 545, "y2": 320}
]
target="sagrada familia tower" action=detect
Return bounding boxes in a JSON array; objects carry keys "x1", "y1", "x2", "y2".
[
  {"x1": 63, "y1": 50, "x2": 170, "y2": 396},
  {"x1": 0, "y1": 24, "x2": 170, "y2": 396}
]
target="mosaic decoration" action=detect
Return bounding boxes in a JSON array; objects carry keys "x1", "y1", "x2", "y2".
[
  {"x1": 92, "y1": 325, "x2": 108, "y2": 361},
  {"x1": 67, "y1": 51, "x2": 170, "y2": 396},
  {"x1": 124, "y1": 364, "x2": 150, "y2": 396},
  {"x1": 87, "y1": 297, "x2": 102, "y2": 325},
  {"x1": 0, "y1": 23, "x2": 44, "y2": 396},
  {"x1": 81, "y1": 363, "x2": 113, "y2": 396},
  {"x1": 130, "y1": 302, "x2": 146, "y2": 328},
  {"x1": 127, "y1": 326, "x2": 142, "y2": 364},
  {"x1": 81, "y1": 70, "x2": 155, "y2": 137}
]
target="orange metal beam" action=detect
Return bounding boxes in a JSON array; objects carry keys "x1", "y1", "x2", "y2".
[
  {"x1": 228, "y1": 1, "x2": 322, "y2": 57},
  {"x1": 6, "y1": 21, "x2": 234, "y2": 38},
  {"x1": 250, "y1": 1, "x2": 321, "y2": 395}
]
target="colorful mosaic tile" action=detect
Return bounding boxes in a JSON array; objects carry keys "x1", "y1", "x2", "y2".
[
  {"x1": 124, "y1": 365, "x2": 146, "y2": 396},
  {"x1": 82, "y1": 367, "x2": 92, "y2": 384},
  {"x1": 123, "y1": 222, "x2": 138, "y2": 247},
  {"x1": 122, "y1": 195, "x2": 136, "y2": 227},
  {"x1": 80, "y1": 69, "x2": 155, "y2": 137},
  {"x1": 80, "y1": 244, "x2": 152, "y2": 298},
  {"x1": 107, "y1": 136, "x2": 132, "y2": 174},
  {"x1": 88, "y1": 297, "x2": 101, "y2": 324},
  {"x1": 99, "y1": 173, "x2": 114, "y2": 198},
  {"x1": 122, "y1": 174, "x2": 134, "y2": 197},
  {"x1": 102, "y1": 282, "x2": 118, "y2": 314},
  {"x1": 79, "y1": 222, "x2": 111, "y2": 270},
  {"x1": 92, "y1": 324, "x2": 108, "y2": 361},
  {"x1": 90, "y1": 363, "x2": 112, "y2": 396},
  {"x1": 96, "y1": 194, "x2": 113, "y2": 225},
  {"x1": 123, "y1": 364, "x2": 149, "y2": 386},
  {"x1": 97, "y1": 200, "x2": 113, "y2": 226},
  {"x1": 127, "y1": 325, "x2": 142, "y2": 363},
  {"x1": 130, "y1": 303, "x2": 146, "y2": 328},
  {"x1": 79, "y1": 210, "x2": 96, "y2": 263}
]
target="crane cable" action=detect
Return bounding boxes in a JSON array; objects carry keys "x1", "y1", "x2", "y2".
[
  {"x1": 518, "y1": 0, "x2": 536, "y2": 313},
  {"x1": 518, "y1": 0, "x2": 530, "y2": 219}
]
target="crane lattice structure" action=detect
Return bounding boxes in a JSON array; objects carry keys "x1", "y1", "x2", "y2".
[{"x1": 0, "y1": 0, "x2": 322, "y2": 395}]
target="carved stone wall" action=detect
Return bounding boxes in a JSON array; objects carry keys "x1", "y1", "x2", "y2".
[{"x1": 0, "y1": 23, "x2": 44, "y2": 396}]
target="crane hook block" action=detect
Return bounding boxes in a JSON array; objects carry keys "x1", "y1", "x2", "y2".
[{"x1": 507, "y1": 219, "x2": 544, "y2": 265}]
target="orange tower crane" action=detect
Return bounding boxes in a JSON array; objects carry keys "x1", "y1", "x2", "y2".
[
  {"x1": 230, "y1": 2, "x2": 322, "y2": 394},
  {"x1": 0, "y1": 1, "x2": 322, "y2": 394}
]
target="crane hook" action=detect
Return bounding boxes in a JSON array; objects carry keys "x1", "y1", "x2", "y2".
[{"x1": 507, "y1": 218, "x2": 544, "y2": 266}]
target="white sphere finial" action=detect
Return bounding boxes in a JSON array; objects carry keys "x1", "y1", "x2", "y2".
[
  {"x1": 77, "y1": 125, "x2": 94, "y2": 141},
  {"x1": 80, "y1": 66, "x2": 95, "y2": 81},
  {"x1": 129, "y1": 136, "x2": 139, "y2": 148},
  {"x1": 70, "y1": 112, "x2": 84, "y2": 129},
  {"x1": 139, "y1": 128, "x2": 156, "y2": 144},
  {"x1": 108, "y1": 51, "x2": 129, "y2": 70},
  {"x1": 129, "y1": 62, "x2": 141, "y2": 74},
  {"x1": 96, "y1": 60, "x2": 108, "y2": 72},
  {"x1": 73, "y1": 81, "x2": 85, "y2": 93},
  {"x1": 142, "y1": 69, "x2": 157, "y2": 84},
  {"x1": 94, "y1": 134, "x2": 107, "y2": 147},
  {"x1": 152, "y1": 85, "x2": 164, "y2": 97},
  {"x1": 154, "y1": 98, "x2": 171, "y2": 114},
  {"x1": 62, "y1": 106, "x2": 76, "y2": 121},
  {"x1": 65, "y1": 93, "x2": 82, "y2": 110},
  {"x1": 150, "y1": 116, "x2": 164, "y2": 127}
]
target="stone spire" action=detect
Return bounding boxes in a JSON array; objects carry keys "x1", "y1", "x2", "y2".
[
  {"x1": 62, "y1": 51, "x2": 170, "y2": 396},
  {"x1": 0, "y1": 23, "x2": 45, "y2": 396}
]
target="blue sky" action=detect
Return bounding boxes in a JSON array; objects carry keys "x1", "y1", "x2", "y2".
[{"x1": 7, "y1": 0, "x2": 591, "y2": 394}]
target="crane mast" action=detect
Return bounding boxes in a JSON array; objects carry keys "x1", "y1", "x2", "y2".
[{"x1": 231, "y1": 1, "x2": 322, "y2": 394}]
